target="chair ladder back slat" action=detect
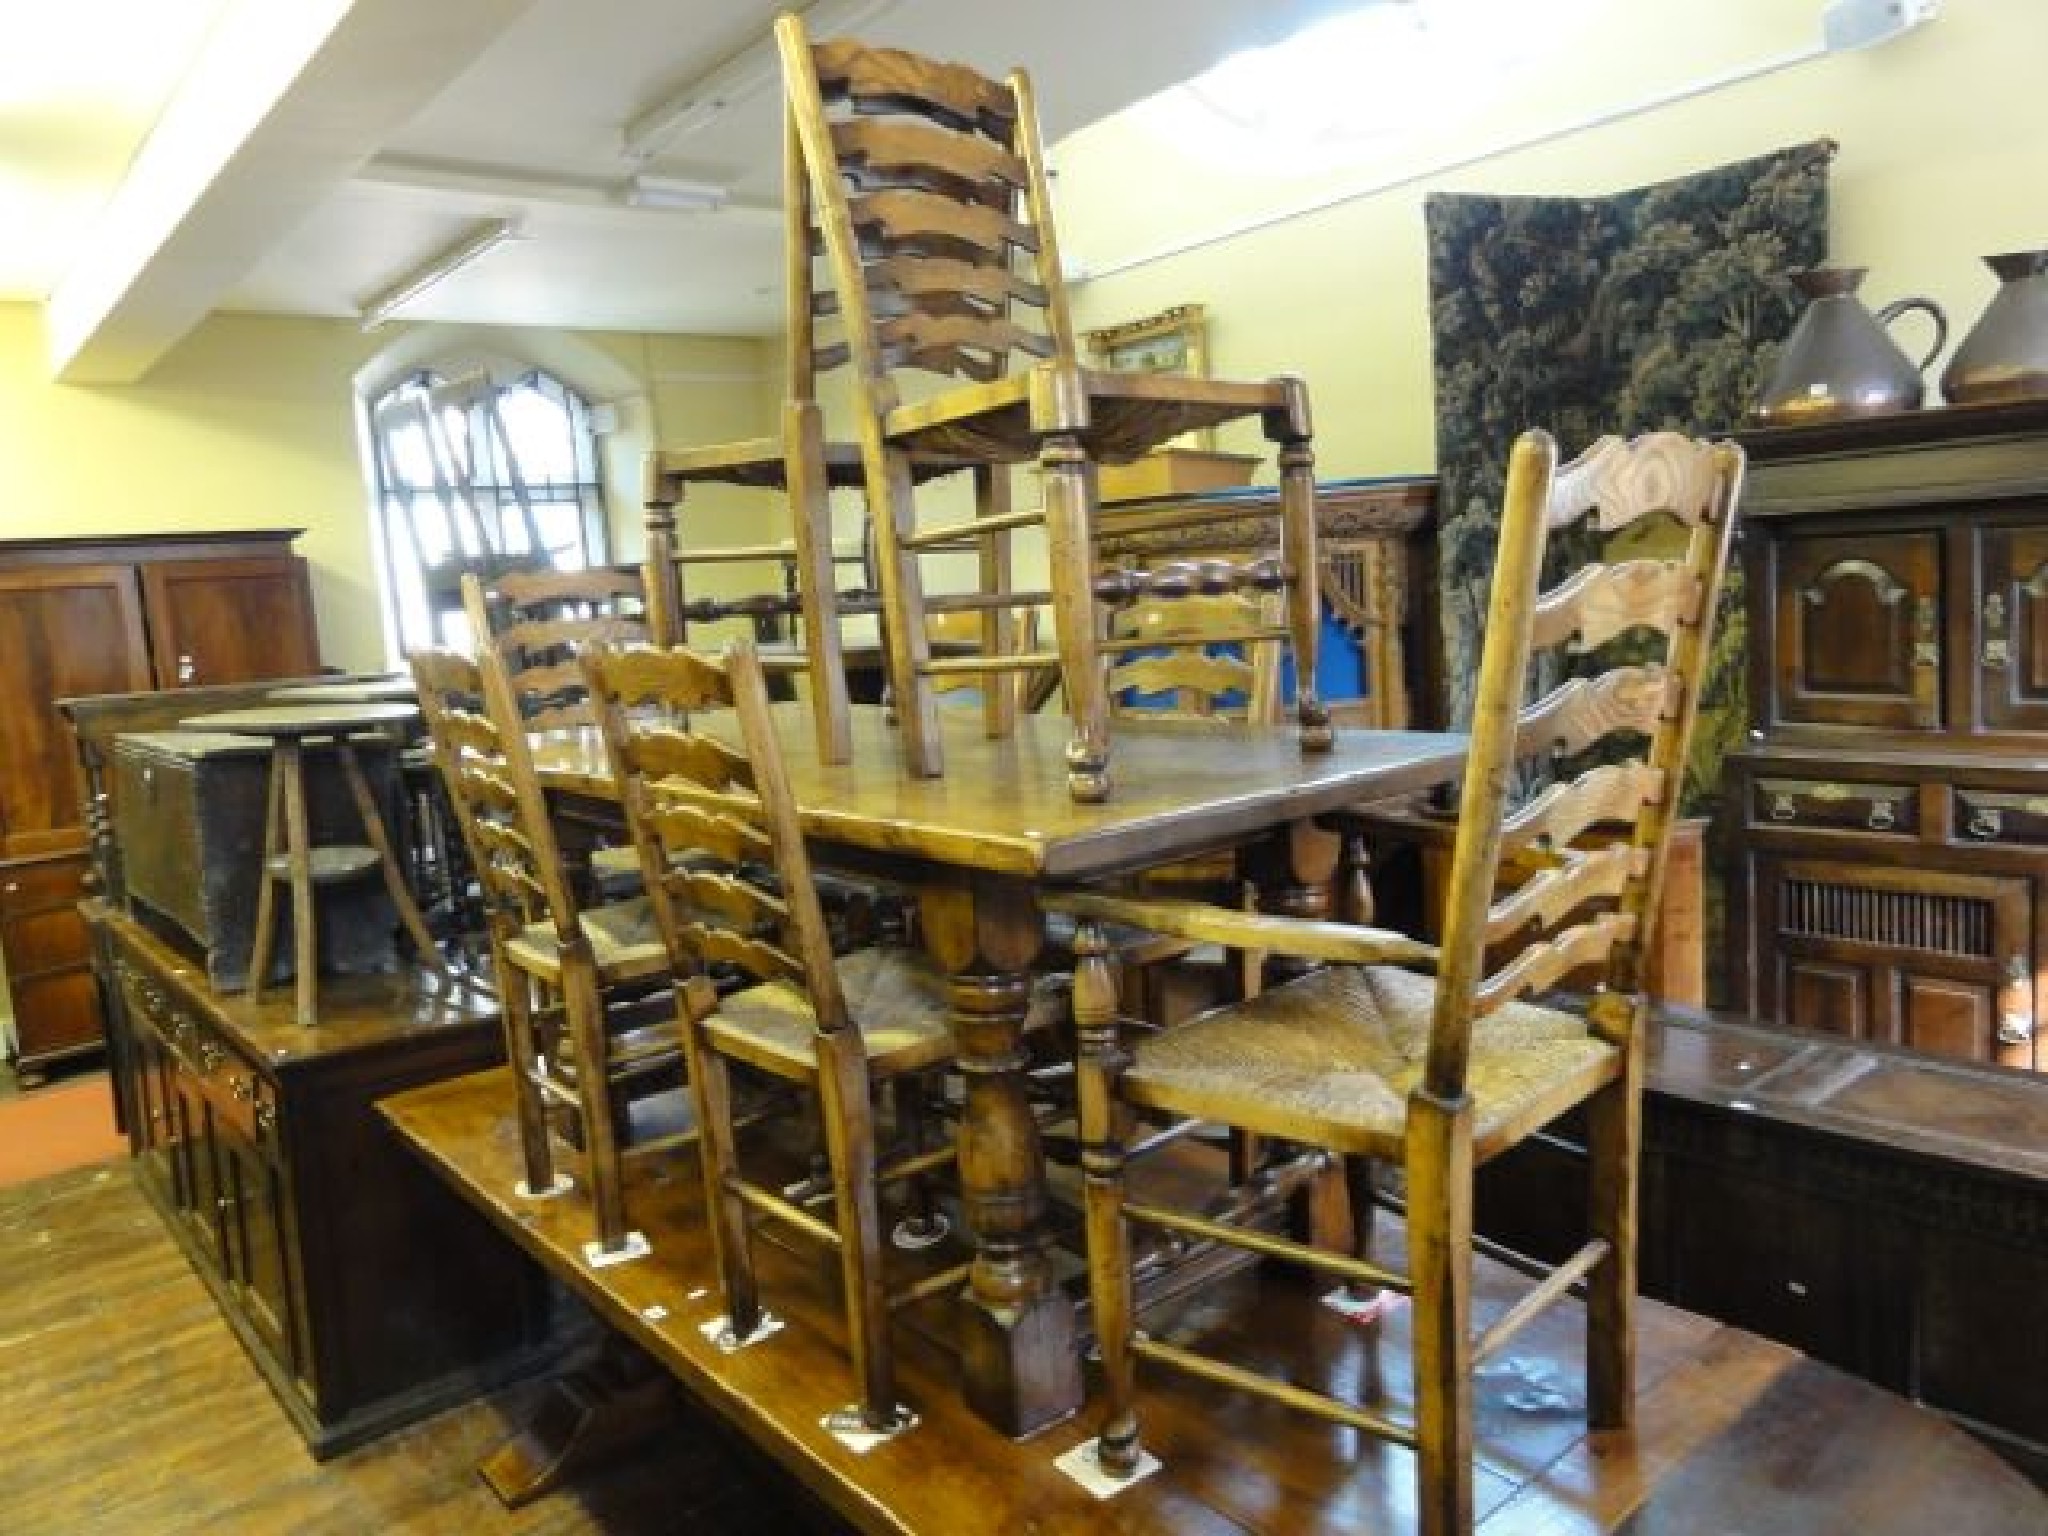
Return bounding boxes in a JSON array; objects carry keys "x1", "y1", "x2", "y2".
[
  {"x1": 1474, "y1": 910, "x2": 1639, "y2": 1014},
  {"x1": 1545, "y1": 430, "x2": 1729, "y2": 532},
  {"x1": 1484, "y1": 843, "x2": 1646, "y2": 949},
  {"x1": 1529, "y1": 559, "x2": 1701, "y2": 653},
  {"x1": 1501, "y1": 760, "x2": 1667, "y2": 855},
  {"x1": 1514, "y1": 666, "x2": 1674, "y2": 761}
]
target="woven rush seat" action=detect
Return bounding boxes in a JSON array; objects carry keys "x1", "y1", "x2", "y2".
[
  {"x1": 705, "y1": 948, "x2": 953, "y2": 1079},
  {"x1": 504, "y1": 895, "x2": 668, "y2": 982},
  {"x1": 1122, "y1": 964, "x2": 1617, "y2": 1158}
]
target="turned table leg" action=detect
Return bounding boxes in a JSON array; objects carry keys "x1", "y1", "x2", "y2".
[{"x1": 921, "y1": 875, "x2": 1080, "y2": 1436}]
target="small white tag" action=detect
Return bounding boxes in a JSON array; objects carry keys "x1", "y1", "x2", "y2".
[
  {"x1": 1322, "y1": 1286, "x2": 1403, "y2": 1326},
  {"x1": 699, "y1": 1311, "x2": 785, "y2": 1352},
  {"x1": 1054, "y1": 1439, "x2": 1161, "y2": 1498},
  {"x1": 583, "y1": 1230, "x2": 652, "y2": 1268},
  {"x1": 821, "y1": 1404, "x2": 918, "y2": 1453}
]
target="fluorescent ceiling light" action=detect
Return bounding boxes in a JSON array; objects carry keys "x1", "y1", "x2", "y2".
[
  {"x1": 620, "y1": 0, "x2": 900, "y2": 162},
  {"x1": 357, "y1": 217, "x2": 522, "y2": 331},
  {"x1": 625, "y1": 174, "x2": 728, "y2": 212}
]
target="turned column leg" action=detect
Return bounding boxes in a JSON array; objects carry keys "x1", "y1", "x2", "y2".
[
  {"x1": 1040, "y1": 431, "x2": 1110, "y2": 803},
  {"x1": 921, "y1": 876, "x2": 1079, "y2": 1436}
]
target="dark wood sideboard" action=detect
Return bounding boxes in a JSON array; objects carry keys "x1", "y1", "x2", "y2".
[
  {"x1": 1477, "y1": 1007, "x2": 2048, "y2": 1481},
  {"x1": 91, "y1": 902, "x2": 551, "y2": 1457},
  {"x1": 1725, "y1": 400, "x2": 2048, "y2": 1070},
  {"x1": 0, "y1": 531, "x2": 319, "y2": 1077},
  {"x1": 63, "y1": 677, "x2": 555, "y2": 1457}
]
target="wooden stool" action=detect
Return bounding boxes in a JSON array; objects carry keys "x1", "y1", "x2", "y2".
[{"x1": 180, "y1": 702, "x2": 444, "y2": 1025}]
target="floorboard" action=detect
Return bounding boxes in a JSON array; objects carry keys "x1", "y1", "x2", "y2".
[{"x1": 0, "y1": 1163, "x2": 849, "y2": 1535}]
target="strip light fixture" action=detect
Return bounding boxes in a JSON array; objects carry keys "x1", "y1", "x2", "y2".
[
  {"x1": 624, "y1": 174, "x2": 729, "y2": 212},
  {"x1": 357, "y1": 217, "x2": 523, "y2": 331},
  {"x1": 621, "y1": 0, "x2": 901, "y2": 162}
]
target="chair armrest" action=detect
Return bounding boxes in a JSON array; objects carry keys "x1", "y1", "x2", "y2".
[{"x1": 1042, "y1": 889, "x2": 1439, "y2": 970}]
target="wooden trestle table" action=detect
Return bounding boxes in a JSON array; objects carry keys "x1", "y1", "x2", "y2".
[{"x1": 531, "y1": 702, "x2": 1468, "y2": 1435}]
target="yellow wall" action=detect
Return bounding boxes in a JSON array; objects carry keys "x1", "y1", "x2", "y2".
[
  {"x1": 1052, "y1": 0, "x2": 2046, "y2": 474},
  {"x1": 0, "y1": 303, "x2": 780, "y2": 667}
]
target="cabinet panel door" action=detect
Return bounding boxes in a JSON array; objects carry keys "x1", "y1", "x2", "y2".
[
  {"x1": 1773, "y1": 531, "x2": 1940, "y2": 729},
  {"x1": 2, "y1": 854, "x2": 102, "y2": 1066},
  {"x1": 1766, "y1": 858, "x2": 2031, "y2": 1068},
  {"x1": 1976, "y1": 525, "x2": 2048, "y2": 730},
  {"x1": 0, "y1": 565, "x2": 151, "y2": 856},
  {"x1": 219, "y1": 1131, "x2": 305, "y2": 1381},
  {"x1": 140, "y1": 555, "x2": 319, "y2": 687}
]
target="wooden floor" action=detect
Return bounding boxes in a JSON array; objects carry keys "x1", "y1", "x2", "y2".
[
  {"x1": 0, "y1": 1163, "x2": 850, "y2": 1535},
  {"x1": 380, "y1": 1068, "x2": 2047, "y2": 1536}
]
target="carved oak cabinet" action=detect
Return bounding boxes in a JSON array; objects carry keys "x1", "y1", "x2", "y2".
[
  {"x1": 1726, "y1": 400, "x2": 2048, "y2": 1069},
  {"x1": 0, "y1": 530, "x2": 319, "y2": 1075}
]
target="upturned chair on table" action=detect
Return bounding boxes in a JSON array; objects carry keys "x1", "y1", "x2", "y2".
[
  {"x1": 638, "y1": 22, "x2": 985, "y2": 768},
  {"x1": 583, "y1": 637, "x2": 1016, "y2": 1440},
  {"x1": 410, "y1": 645, "x2": 681, "y2": 1267},
  {"x1": 775, "y1": 12, "x2": 1329, "y2": 801},
  {"x1": 1044, "y1": 428, "x2": 1744, "y2": 1533}
]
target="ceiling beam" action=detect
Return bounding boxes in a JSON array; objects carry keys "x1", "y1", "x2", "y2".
[{"x1": 45, "y1": 0, "x2": 541, "y2": 385}]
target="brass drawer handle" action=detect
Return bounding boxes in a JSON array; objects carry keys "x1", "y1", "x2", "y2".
[
  {"x1": 1968, "y1": 807, "x2": 2004, "y2": 840},
  {"x1": 1769, "y1": 793, "x2": 1797, "y2": 823},
  {"x1": 1867, "y1": 800, "x2": 1896, "y2": 831},
  {"x1": 2000, "y1": 956, "x2": 2034, "y2": 1047},
  {"x1": 1913, "y1": 594, "x2": 1939, "y2": 669},
  {"x1": 1984, "y1": 592, "x2": 2010, "y2": 670}
]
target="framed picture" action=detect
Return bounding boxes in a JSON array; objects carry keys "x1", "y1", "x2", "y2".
[
  {"x1": 1084, "y1": 304, "x2": 1212, "y2": 447},
  {"x1": 1084, "y1": 303, "x2": 1209, "y2": 378}
]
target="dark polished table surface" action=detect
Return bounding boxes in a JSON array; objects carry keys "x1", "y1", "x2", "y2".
[{"x1": 534, "y1": 703, "x2": 1469, "y2": 1435}]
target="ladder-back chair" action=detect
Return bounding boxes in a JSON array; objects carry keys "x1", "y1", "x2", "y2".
[
  {"x1": 639, "y1": 33, "x2": 983, "y2": 767},
  {"x1": 1046, "y1": 429, "x2": 1743, "y2": 1533},
  {"x1": 462, "y1": 565, "x2": 653, "y2": 896},
  {"x1": 410, "y1": 646, "x2": 681, "y2": 1267},
  {"x1": 775, "y1": 13, "x2": 1329, "y2": 801},
  {"x1": 582, "y1": 637, "x2": 975, "y2": 1439}
]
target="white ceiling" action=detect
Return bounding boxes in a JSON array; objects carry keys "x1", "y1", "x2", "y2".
[{"x1": 3, "y1": 0, "x2": 1357, "y2": 382}]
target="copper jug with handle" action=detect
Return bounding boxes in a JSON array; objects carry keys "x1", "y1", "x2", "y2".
[
  {"x1": 1942, "y1": 250, "x2": 2048, "y2": 406},
  {"x1": 1752, "y1": 266, "x2": 1947, "y2": 426}
]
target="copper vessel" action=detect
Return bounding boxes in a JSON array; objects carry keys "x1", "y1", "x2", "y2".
[
  {"x1": 1942, "y1": 250, "x2": 2048, "y2": 406},
  {"x1": 1752, "y1": 267, "x2": 1947, "y2": 426}
]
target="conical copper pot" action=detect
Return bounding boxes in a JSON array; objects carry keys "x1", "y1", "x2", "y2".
[
  {"x1": 1752, "y1": 267, "x2": 1946, "y2": 426},
  {"x1": 1942, "y1": 250, "x2": 2048, "y2": 406}
]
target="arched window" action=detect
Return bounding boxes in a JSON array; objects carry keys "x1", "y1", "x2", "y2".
[{"x1": 366, "y1": 366, "x2": 609, "y2": 656}]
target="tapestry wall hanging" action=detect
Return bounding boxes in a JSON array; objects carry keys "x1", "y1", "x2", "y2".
[{"x1": 1425, "y1": 140, "x2": 1833, "y2": 814}]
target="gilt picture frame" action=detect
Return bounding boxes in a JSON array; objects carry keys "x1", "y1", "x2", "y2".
[{"x1": 1085, "y1": 303, "x2": 1213, "y2": 447}]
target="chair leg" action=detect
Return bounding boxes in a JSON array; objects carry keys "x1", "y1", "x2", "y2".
[
  {"x1": 1040, "y1": 430, "x2": 1112, "y2": 803},
  {"x1": 1407, "y1": 1091, "x2": 1474, "y2": 1536},
  {"x1": 818, "y1": 1031, "x2": 902, "y2": 1431},
  {"x1": 563, "y1": 954, "x2": 632, "y2": 1258},
  {"x1": 1073, "y1": 920, "x2": 1141, "y2": 1473},
  {"x1": 684, "y1": 1018, "x2": 761, "y2": 1343},
  {"x1": 500, "y1": 964, "x2": 560, "y2": 1198},
  {"x1": 864, "y1": 446, "x2": 943, "y2": 778},
  {"x1": 1585, "y1": 1028, "x2": 1645, "y2": 1430},
  {"x1": 889, "y1": 1073, "x2": 945, "y2": 1246}
]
